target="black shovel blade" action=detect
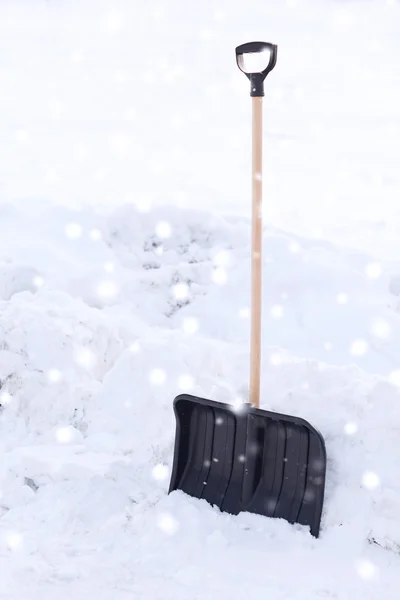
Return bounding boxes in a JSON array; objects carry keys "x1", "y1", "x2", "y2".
[{"x1": 168, "y1": 394, "x2": 326, "y2": 537}]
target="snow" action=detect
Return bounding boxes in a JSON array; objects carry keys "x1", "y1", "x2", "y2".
[
  {"x1": 1, "y1": 200, "x2": 400, "y2": 599},
  {"x1": 1, "y1": 0, "x2": 400, "y2": 599}
]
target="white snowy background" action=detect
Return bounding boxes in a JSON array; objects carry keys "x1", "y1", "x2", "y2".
[{"x1": 0, "y1": 0, "x2": 400, "y2": 598}]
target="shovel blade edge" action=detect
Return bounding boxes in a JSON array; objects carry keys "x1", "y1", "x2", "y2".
[{"x1": 168, "y1": 394, "x2": 326, "y2": 538}]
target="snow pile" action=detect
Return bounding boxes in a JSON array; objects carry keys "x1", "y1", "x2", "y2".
[{"x1": 0, "y1": 200, "x2": 400, "y2": 599}]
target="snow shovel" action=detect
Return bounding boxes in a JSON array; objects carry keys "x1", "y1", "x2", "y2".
[{"x1": 168, "y1": 41, "x2": 326, "y2": 538}]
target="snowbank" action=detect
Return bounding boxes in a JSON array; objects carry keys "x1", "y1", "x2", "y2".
[{"x1": 0, "y1": 200, "x2": 399, "y2": 599}]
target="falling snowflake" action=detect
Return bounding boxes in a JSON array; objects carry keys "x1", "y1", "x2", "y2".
[
  {"x1": 115, "y1": 69, "x2": 128, "y2": 83},
  {"x1": 312, "y1": 458, "x2": 325, "y2": 472},
  {"x1": 344, "y1": 422, "x2": 358, "y2": 435},
  {"x1": 0, "y1": 392, "x2": 12, "y2": 405},
  {"x1": 15, "y1": 129, "x2": 29, "y2": 143},
  {"x1": 178, "y1": 375, "x2": 194, "y2": 391},
  {"x1": 155, "y1": 245, "x2": 164, "y2": 256},
  {"x1": 49, "y1": 99, "x2": 64, "y2": 118},
  {"x1": 331, "y1": 8, "x2": 352, "y2": 30},
  {"x1": 103, "y1": 13, "x2": 123, "y2": 33},
  {"x1": 95, "y1": 169, "x2": 106, "y2": 181},
  {"x1": 5, "y1": 531, "x2": 23, "y2": 551},
  {"x1": 110, "y1": 132, "x2": 129, "y2": 154},
  {"x1": 74, "y1": 347, "x2": 97, "y2": 369},
  {"x1": 266, "y1": 498, "x2": 277, "y2": 512},
  {"x1": 288, "y1": 241, "x2": 301, "y2": 253},
  {"x1": 370, "y1": 317, "x2": 390, "y2": 340},
  {"x1": 97, "y1": 280, "x2": 119, "y2": 299},
  {"x1": 238, "y1": 454, "x2": 246, "y2": 463},
  {"x1": 213, "y1": 249, "x2": 232, "y2": 267},
  {"x1": 65, "y1": 222, "x2": 83, "y2": 239},
  {"x1": 152, "y1": 6, "x2": 165, "y2": 19},
  {"x1": 199, "y1": 28, "x2": 213, "y2": 42},
  {"x1": 149, "y1": 368, "x2": 166, "y2": 385},
  {"x1": 247, "y1": 441, "x2": 259, "y2": 456},
  {"x1": 71, "y1": 51, "x2": 83, "y2": 64},
  {"x1": 124, "y1": 401, "x2": 131, "y2": 408},
  {"x1": 212, "y1": 268, "x2": 228, "y2": 285},
  {"x1": 293, "y1": 86, "x2": 305, "y2": 103},
  {"x1": 252, "y1": 171, "x2": 262, "y2": 183},
  {"x1": 362, "y1": 471, "x2": 381, "y2": 490},
  {"x1": 388, "y1": 370, "x2": 400, "y2": 387},
  {"x1": 303, "y1": 489, "x2": 316, "y2": 502},
  {"x1": 324, "y1": 342, "x2": 332, "y2": 351},
  {"x1": 104, "y1": 261, "x2": 115, "y2": 273},
  {"x1": 157, "y1": 512, "x2": 179, "y2": 535},
  {"x1": 33, "y1": 276, "x2": 44, "y2": 288},
  {"x1": 152, "y1": 464, "x2": 169, "y2": 481},
  {"x1": 230, "y1": 396, "x2": 246, "y2": 414},
  {"x1": 125, "y1": 107, "x2": 137, "y2": 121},
  {"x1": 215, "y1": 417, "x2": 224, "y2": 425},
  {"x1": 270, "y1": 352, "x2": 284, "y2": 366},
  {"x1": 182, "y1": 317, "x2": 198, "y2": 334},
  {"x1": 48, "y1": 369, "x2": 62, "y2": 383},
  {"x1": 136, "y1": 198, "x2": 153, "y2": 213},
  {"x1": 56, "y1": 427, "x2": 73, "y2": 443},
  {"x1": 336, "y1": 293, "x2": 348, "y2": 305},
  {"x1": 75, "y1": 144, "x2": 88, "y2": 161},
  {"x1": 355, "y1": 559, "x2": 378, "y2": 580},
  {"x1": 270, "y1": 305, "x2": 284, "y2": 319},
  {"x1": 365, "y1": 262, "x2": 382, "y2": 279},
  {"x1": 173, "y1": 283, "x2": 189, "y2": 300},
  {"x1": 155, "y1": 221, "x2": 171, "y2": 239},
  {"x1": 213, "y1": 8, "x2": 225, "y2": 20},
  {"x1": 349, "y1": 339, "x2": 368, "y2": 356},
  {"x1": 129, "y1": 341, "x2": 141, "y2": 354},
  {"x1": 90, "y1": 229, "x2": 102, "y2": 241},
  {"x1": 239, "y1": 307, "x2": 249, "y2": 319},
  {"x1": 45, "y1": 169, "x2": 58, "y2": 184}
]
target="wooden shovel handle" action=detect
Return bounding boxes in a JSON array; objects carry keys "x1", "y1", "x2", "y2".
[{"x1": 249, "y1": 96, "x2": 263, "y2": 408}]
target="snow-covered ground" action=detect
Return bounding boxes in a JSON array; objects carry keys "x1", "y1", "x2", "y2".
[{"x1": 1, "y1": 1, "x2": 400, "y2": 599}]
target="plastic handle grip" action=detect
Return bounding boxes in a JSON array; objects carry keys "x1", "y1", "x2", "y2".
[{"x1": 235, "y1": 41, "x2": 278, "y2": 97}]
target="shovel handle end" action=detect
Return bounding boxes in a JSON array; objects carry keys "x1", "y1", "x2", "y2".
[{"x1": 235, "y1": 41, "x2": 278, "y2": 97}]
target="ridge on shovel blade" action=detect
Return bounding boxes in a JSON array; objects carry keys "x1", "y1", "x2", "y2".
[{"x1": 168, "y1": 394, "x2": 326, "y2": 537}]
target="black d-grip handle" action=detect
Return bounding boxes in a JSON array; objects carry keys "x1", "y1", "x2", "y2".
[{"x1": 235, "y1": 41, "x2": 278, "y2": 97}]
